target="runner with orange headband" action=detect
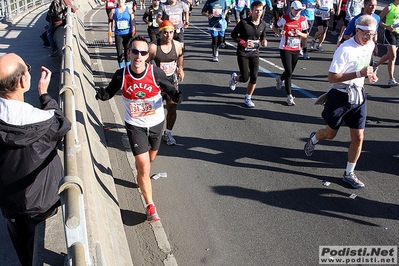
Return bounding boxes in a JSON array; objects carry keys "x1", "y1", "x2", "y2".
[{"x1": 148, "y1": 20, "x2": 184, "y2": 146}]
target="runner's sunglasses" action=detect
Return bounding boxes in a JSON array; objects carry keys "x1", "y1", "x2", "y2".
[{"x1": 130, "y1": 48, "x2": 149, "y2": 56}]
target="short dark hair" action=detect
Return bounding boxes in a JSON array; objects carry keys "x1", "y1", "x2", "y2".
[
  {"x1": 128, "y1": 35, "x2": 149, "y2": 49},
  {"x1": 251, "y1": 1, "x2": 263, "y2": 10},
  {"x1": 0, "y1": 63, "x2": 25, "y2": 97}
]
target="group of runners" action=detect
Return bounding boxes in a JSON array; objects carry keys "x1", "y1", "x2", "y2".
[{"x1": 99, "y1": 0, "x2": 395, "y2": 223}]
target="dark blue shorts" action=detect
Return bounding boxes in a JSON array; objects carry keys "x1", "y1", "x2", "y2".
[{"x1": 322, "y1": 89, "x2": 367, "y2": 130}]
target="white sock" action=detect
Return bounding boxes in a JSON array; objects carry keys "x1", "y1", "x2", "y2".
[
  {"x1": 145, "y1": 202, "x2": 154, "y2": 208},
  {"x1": 345, "y1": 162, "x2": 356, "y2": 175},
  {"x1": 165, "y1": 129, "x2": 172, "y2": 134},
  {"x1": 245, "y1": 94, "x2": 251, "y2": 99},
  {"x1": 311, "y1": 135, "x2": 318, "y2": 144}
]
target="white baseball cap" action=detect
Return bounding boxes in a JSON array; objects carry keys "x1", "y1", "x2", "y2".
[{"x1": 291, "y1": 1, "x2": 304, "y2": 10}]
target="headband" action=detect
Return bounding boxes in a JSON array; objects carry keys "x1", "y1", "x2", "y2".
[
  {"x1": 356, "y1": 25, "x2": 375, "y2": 31},
  {"x1": 160, "y1": 25, "x2": 174, "y2": 31}
]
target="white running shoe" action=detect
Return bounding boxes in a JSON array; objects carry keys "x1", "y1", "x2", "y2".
[
  {"x1": 229, "y1": 73, "x2": 238, "y2": 91},
  {"x1": 244, "y1": 96, "x2": 255, "y2": 108},
  {"x1": 286, "y1": 95, "x2": 296, "y2": 106},
  {"x1": 342, "y1": 172, "x2": 365, "y2": 189},
  {"x1": 388, "y1": 78, "x2": 399, "y2": 87}
]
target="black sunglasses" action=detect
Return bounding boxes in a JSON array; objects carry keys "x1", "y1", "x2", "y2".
[
  {"x1": 130, "y1": 48, "x2": 149, "y2": 56},
  {"x1": 26, "y1": 63, "x2": 31, "y2": 72}
]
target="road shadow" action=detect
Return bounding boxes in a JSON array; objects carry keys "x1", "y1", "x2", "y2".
[{"x1": 212, "y1": 185, "x2": 399, "y2": 226}]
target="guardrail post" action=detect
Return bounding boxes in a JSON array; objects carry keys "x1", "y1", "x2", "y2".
[
  {"x1": 0, "y1": 1, "x2": 3, "y2": 22},
  {"x1": 59, "y1": 176, "x2": 91, "y2": 266},
  {"x1": 70, "y1": 243, "x2": 87, "y2": 266},
  {"x1": 6, "y1": 0, "x2": 12, "y2": 21},
  {"x1": 15, "y1": 0, "x2": 20, "y2": 14}
]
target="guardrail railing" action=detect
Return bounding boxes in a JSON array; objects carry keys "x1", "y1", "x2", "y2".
[
  {"x1": 58, "y1": 6, "x2": 91, "y2": 266},
  {"x1": 0, "y1": 0, "x2": 49, "y2": 22}
]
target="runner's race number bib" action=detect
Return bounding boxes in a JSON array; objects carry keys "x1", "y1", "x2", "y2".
[
  {"x1": 287, "y1": 36, "x2": 300, "y2": 48},
  {"x1": 169, "y1": 14, "x2": 181, "y2": 27},
  {"x1": 160, "y1": 61, "x2": 177, "y2": 76},
  {"x1": 245, "y1": 40, "x2": 260, "y2": 51},
  {"x1": 213, "y1": 8, "x2": 222, "y2": 17},
  {"x1": 129, "y1": 100, "x2": 156, "y2": 118},
  {"x1": 315, "y1": 9, "x2": 330, "y2": 20},
  {"x1": 276, "y1": 0, "x2": 285, "y2": 8},
  {"x1": 394, "y1": 19, "x2": 399, "y2": 32},
  {"x1": 117, "y1": 20, "x2": 129, "y2": 30}
]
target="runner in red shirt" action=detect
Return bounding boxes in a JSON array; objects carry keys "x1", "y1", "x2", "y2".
[{"x1": 273, "y1": 1, "x2": 308, "y2": 106}]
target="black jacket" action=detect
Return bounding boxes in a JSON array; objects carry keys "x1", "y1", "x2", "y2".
[
  {"x1": 231, "y1": 16, "x2": 267, "y2": 56},
  {"x1": 0, "y1": 94, "x2": 71, "y2": 217}
]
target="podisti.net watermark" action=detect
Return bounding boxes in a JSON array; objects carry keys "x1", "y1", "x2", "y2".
[{"x1": 319, "y1": 246, "x2": 397, "y2": 265}]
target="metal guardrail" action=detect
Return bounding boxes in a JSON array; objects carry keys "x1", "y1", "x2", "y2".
[
  {"x1": 0, "y1": 0, "x2": 49, "y2": 22},
  {"x1": 58, "y1": 6, "x2": 92, "y2": 266},
  {"x1": 0, "y1": 0, "x2": 91, "y2": 265}
]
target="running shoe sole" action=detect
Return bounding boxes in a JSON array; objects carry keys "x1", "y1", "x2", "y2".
[{"x1": 342, "y1": 175, "x2": 365, "y2": 189}]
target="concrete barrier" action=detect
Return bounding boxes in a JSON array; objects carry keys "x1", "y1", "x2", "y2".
[{"x1": 34, "y1": 1, "x2": 133, "y2": 265}]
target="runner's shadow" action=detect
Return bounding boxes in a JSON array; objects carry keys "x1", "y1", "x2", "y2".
[
  {"x1": 212, "y1": 186, "x2": 399, "y2": 226},
  {"x1": 120, "y1": 209, "x2": 147, "y2": 226}
]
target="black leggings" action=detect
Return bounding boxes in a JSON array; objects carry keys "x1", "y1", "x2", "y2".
[
  {"x1": 280, "y1": 49, "x2": 300, "y2": 95},
  {"x1": 115, "y1": 33, "x2": 132, "y2": 63},
  {"x1": 147, "y1": 27, "x2": 160, "y2": 43},
  {"x1": 272, "y1": 7, "x2": 285, "y2": 26},
  {"x1": 237, "y1": 53, "x2": 259, "y2": 84},
  {"x1": 212, "y1": 35, "x2": 223, "y2": 56}
]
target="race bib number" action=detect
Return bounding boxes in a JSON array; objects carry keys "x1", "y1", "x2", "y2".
[
  {"x1": 277, "y1": 3, "x2": 284, "y2": 8},
  {"x1": 237, "y1": 0, "x2": 246, "y2": 8},
  {"x1": 129, "y1": 100, "x2": 156, "y2": 118},
  {"x1": 287, "y1": 36, "x2": 300, "y2": 48},
  {"x1": 169, "y1": 14, "x2": 181, "y2": 26},
  {"x1": 117, "y1": 20, "x2": 129, "y2": 30},
  {"x1": 245, "y1": 40, "x2": 259, "y2": 51},
  {"x1": 315, "y1": 9, "x2": 330, "y2": 20},
  {"x1": 306, "y1": 2, "x2": 316, "y2": 10},
  {"x1": 394, "y1": 19, "x2": 399, "y2": 32},
  {"x1": 213, "y1": 8, "x2": 222, "y2": 17},
  {"x1": 160, "y1": 61, "x2": 177, "y2": 76},
  {"x1": 107, "y1": 2, "x2": 115, "y2": 8}
]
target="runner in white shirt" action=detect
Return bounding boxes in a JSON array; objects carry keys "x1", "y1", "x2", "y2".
[{"x1": 309, "y1": 0, "x2": 334, "y2": 52}]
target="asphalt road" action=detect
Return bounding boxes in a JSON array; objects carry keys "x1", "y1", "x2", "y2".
[{"x1": 86, "y1": 5, "x2": 399, "y2": 266}]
